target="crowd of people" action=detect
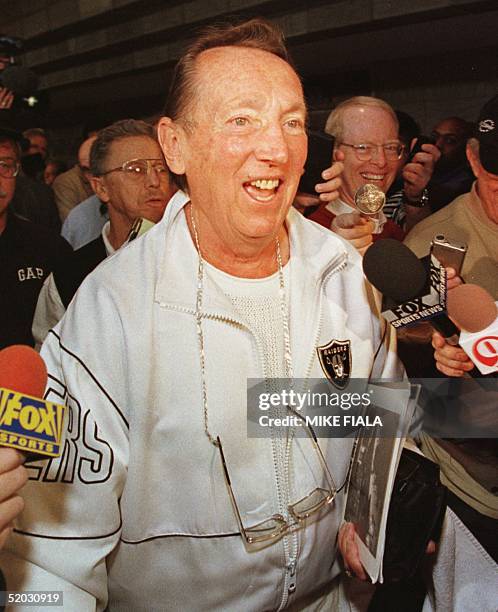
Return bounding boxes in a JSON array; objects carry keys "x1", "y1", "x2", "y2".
[{"x1": 0, "y1": 17, "x2": 496, "y2": 612}]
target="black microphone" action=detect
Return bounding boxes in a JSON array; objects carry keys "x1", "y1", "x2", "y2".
[{"x1": 363, "y1": 239, "x2": 460, "y2": 343}]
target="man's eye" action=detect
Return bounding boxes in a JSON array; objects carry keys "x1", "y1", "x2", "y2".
[
  {"x1": 128, "y1": 164, "x2": 144, "y2": 174},
  {"x1": 355, "y1": 144, "x2": 370, "y2": 152},
  {"x1": 385, "y1": 145, "x2": 399, "y2": 153},
  {"x1": 285, "y1": 119, "x2": 303, "y2": 130},
  {"x1": 231, "y1": 117, "x2": 249, "y2": 127}
]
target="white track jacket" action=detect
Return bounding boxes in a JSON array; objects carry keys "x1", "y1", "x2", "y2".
[{"x1": 2, "y1": 191, "x2": 402, "y2": 611}]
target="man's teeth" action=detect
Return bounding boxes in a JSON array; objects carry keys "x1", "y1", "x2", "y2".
[
  {"x1": 250, "y1": 179, "x2": 280, "y2": 190},
  {"x1": 361, "y1": 174, "x2": 384, "y2": 180}
]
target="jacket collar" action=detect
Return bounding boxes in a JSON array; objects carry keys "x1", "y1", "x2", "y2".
[{"x1": 154, "y1": 190, "x2": 349, "y2": 315}]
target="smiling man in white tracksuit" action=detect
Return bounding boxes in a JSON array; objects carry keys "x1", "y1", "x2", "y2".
[{"x1": 1, "y1": 19, "x2": 402, "y2": 611}]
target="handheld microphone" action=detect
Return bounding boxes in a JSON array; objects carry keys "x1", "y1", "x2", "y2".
[
  {"x1": 362, "y1": 239, "x2": 460, "y2": 342},
  {"x1": 0, "y1": 345, "x2": 65, "y2": 460},
  {"x1": 447, "y1": 285, "x2": 498, "y2": 376}
]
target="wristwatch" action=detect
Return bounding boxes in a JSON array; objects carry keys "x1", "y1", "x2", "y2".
[{"x1": 403, "y1": 187, "x2": 429, "y2": 208}]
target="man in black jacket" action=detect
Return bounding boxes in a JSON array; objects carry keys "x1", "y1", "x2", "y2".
[{"x1": 0, "y1": 122, "x2": 71, "y2": 350}]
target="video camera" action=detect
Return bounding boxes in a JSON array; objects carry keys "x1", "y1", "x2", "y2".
[{"x1": 0, "y1": 35, "x2": 38, "y2": 103}]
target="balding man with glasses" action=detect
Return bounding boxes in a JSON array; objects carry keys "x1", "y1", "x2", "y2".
[
  {"x1": 0, "y1": 120, "x2": 71, "y2": 350},
  {"x1": 309, "y1": 97, "x2": 439, "y2": 254}
]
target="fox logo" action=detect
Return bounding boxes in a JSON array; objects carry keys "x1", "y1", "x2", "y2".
[{"x1": 0, "y1": 388, "x2": 65, "y2": 456}]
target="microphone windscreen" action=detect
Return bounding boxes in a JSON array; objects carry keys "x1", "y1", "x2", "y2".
[
  {"x1": 0, "y1": 345, "x2": 47, "y2": 398},
  {"x1": 0, "y1": 65, "x2": 38, "y2": 97},
  {"x1": 362, "y1": 239, "x2": 427, "y2": 303},
  {"x1": 447, "y1": 284, "x2": 497, "y2": 333}
]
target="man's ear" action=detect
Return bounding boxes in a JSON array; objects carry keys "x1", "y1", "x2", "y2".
[
  {"x1": 466, "y1": 142, "x2": 480, "y2": 179},
  {"x1": 90, "y1": 176, "x2": 110, "y2": 204},
  {"x1": 157, "y1": 116, "x2": 187, "y2": 175}
]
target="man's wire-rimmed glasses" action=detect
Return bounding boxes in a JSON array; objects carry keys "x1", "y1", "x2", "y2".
[
  {"x1": 216, "y1": 408, "x2": 338, "y2": 545},
  {"x1": 339, "y1": 142, "x2": 404, "y2": 162},
  {"x1": 0, "y1": 160, "x2": 19, "y2": 179},
  {"x1": 99, "y1": 158, "x2": 168, "y2": 180}
]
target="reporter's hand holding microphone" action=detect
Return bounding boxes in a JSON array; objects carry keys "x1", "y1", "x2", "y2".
[
  {"x1": 0, "y1": 345, "x2": 67, "y2": 553},
  {"x1": 0, "y1": 448, "x2": 27, "y2": 550}
]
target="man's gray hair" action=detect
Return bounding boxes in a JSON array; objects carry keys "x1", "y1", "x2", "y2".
[
  {"x1": 325, "y1": 96, "x2": 399, "y2": 145},
  {"x1": 90, "y1": 119, "x2": 157, "y2": 176}
]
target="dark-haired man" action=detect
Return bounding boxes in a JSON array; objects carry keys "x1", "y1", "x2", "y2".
[
  {"x1": 2, "y1": 19, "x2": 401, "y2": 610},
  {"x1": 52, "y1": 136, "x2": 96, "y2": 221},
  {"x1": 0, "y1": 121, "x2": 71, "y2": 350},
  {"x1": 428, "y1": 116, "x2": 474, "y2": 211}
]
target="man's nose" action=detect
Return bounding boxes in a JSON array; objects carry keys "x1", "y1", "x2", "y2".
[
  {"x1": 145, "y1": 166, "x2": 161, "y2": 187},
  {"x1": 435, "y1": 136, "x2": 445, "y2": 151},
  {"x1": 255, "y1": 123, "x2": 288, "y2": 164},
  {"x1": 370, "y1": 145, "x2": 387, "y2": 165}
]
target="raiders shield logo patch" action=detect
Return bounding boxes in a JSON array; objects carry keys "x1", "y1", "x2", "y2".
[{"x1": 316, "y1": 339, "x2": 351, "y2": 390}]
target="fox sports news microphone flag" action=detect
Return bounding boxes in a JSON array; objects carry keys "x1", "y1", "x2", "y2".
[{"x1": 0, "y1": 345, "x2": 66, "y2": 458}]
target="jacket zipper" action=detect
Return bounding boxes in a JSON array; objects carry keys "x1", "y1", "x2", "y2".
[{"x1": 158, "y1": 250, "x2": 348, "y2": 610}]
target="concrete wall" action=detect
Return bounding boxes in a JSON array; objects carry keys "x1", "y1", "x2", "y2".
[{"x1": 2, "y1": 0, "x2": 496, "y2": 157}]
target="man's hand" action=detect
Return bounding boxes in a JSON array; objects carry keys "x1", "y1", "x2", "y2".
[
  {"x1": 339, "y1": 523, "x2": 368, "y2": 580},
  {"x1": 403, "y1": 142, "x2": 440, "y2": 202},
  {"x1": 293, "y1": 192, "x2": 320, "y2": 214},
  {"x1": 0, "y1": 448, "x2": 28, "y2": 550},
  {"x1": 331, "y1": 212, "x2": 374, "y2": 255},
  {"x1": 432, "y1": 332, "x2": 474, "y2": 377},
  {"x1": 0, "y1": 87, "x2": 14, "y2": 110},
  {"x1": 314, "y1": 150, "x2": 345, "y2": 203},
  {"x1": 431, "y1": 267, "x2": 469, "y2": 376},
  {"x1": 339, "y1": 522, "x2": 436, "y2": 581},
  {"x1": 445, "y1": 266, "x2": 463, "y2": 291},
  {"x1": 293, "y1": 152, "x2": 344, "y2": 212}
]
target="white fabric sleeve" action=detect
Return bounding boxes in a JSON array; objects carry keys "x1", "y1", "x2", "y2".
[
  {"x1": 32, "y1": 273, "x2": 66, "y2": 351},
  {"x1": 422, "y1": 509, "x2": 498, "y2": 612},
  {"x1": 60, "y1": 215, "x2": 77, "y2": 249},
  {"x1": 1, "y1": 308, "x2": 129, "y2": 611},
  {"x1": 1, "y1": 549, "x2": 97, "y2": 611}
]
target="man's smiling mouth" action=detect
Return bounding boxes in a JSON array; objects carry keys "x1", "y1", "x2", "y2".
[
  {"x1": 360, "y1": 173, "x2": 385, "y2": 182},
  {"x1": 243, "y1": 178, "x2": 282, "y2": 202}
]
